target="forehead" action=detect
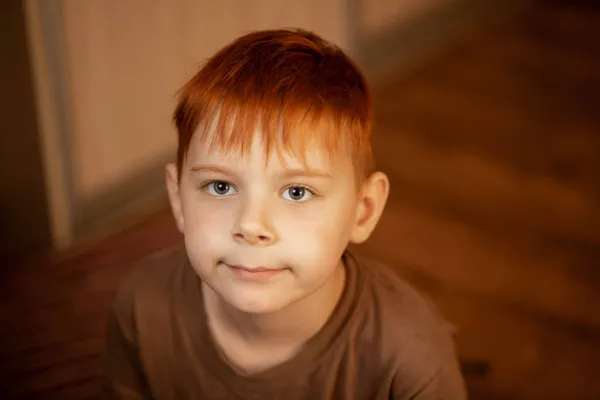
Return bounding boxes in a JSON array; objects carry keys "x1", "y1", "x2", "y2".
[{"x1": 186, "y1": 121, "x2": 352, "y2": 173}]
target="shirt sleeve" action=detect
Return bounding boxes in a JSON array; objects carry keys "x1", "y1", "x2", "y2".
[
  {"x1": 392, "y1": 331, "x2": 468, "y2": 400},
  {"x1": 101, "y1": 291, "x2": 152, "y2": 399},
  {"x1": 398, "y1": 355, "x2": 467, "y2": 399}
]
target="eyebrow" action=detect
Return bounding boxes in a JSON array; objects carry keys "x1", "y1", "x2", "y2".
[
  {"x1": 190, "y1": 165, "x2": 234, "y2": 175},
  {"x1": 189, "y1": 164, "x2": 332, "y2": 179},
  {"x1": 281, "y1": 168, "x2": 332, "y2": 180}
]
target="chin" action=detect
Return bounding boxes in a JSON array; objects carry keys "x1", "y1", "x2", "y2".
[{"x1": 225, "y1": 291, "x2": 294, "y2": 315}]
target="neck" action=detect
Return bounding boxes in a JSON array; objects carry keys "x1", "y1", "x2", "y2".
[{"x1": 203, "y1": 259, "x2": 346, "y2": 348}]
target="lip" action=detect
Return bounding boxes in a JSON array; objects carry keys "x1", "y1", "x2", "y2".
[{"x1": 224, "y1": 263, "x2": 284, "y2": 280}]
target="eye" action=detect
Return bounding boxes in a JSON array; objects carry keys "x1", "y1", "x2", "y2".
[
  {"x1": 281, "y1": 186, "x2": 314, "y2": 202},
  {"x1": 205, "y1": 181, "x2": 236, "y2": 196}
]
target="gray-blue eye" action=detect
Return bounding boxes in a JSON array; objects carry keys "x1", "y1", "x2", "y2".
[
  {"x1": 282, "y1": 186, "x2": 313, "y2": 202},
  {"x1": 206, "y1": 181, "x2": 236, "y2": 196}
]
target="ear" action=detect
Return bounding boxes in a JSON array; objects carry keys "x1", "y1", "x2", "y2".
[
  {"x1": 165, "y1": 163, "x2": 184, "y2": 233},
  {"x1": 350, "y1": 171, "x2": 390, "y2": 244}
]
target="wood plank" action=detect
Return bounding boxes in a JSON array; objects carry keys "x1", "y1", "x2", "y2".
[
  {"x1": 3, "y1": 354, "x2": 102, "y2": 398},
  {"x1": 373, "y1": 131, "x2": 600, "y2": 246}
]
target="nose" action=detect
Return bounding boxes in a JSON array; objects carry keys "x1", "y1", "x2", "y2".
[{"x1": 232, "y1": 198, "x2": 277, "y2": 246}]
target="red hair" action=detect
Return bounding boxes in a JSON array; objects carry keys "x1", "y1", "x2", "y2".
[{"x1": 173, "y1": 29, "x2": 374, "y2": 182}]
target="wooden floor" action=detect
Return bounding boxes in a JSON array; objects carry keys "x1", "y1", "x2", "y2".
[{"x1": 2, "y1": 0, "x2": 599, "y2": 398}]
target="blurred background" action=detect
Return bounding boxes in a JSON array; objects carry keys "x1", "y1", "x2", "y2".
[{"x1": 1, "y1": 0, "x2": 599, "y2": 398}]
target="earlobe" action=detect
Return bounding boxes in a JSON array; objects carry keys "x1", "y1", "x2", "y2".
[
  {"x1": 165, "y1": 163, "x2": 184, "y2": 233},
  {"x1": 350, "y1": 171, "x2": 390, "y2": 244}
]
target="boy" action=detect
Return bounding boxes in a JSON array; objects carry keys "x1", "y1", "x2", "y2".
[{"x1": 103, "y1": 29, "x2": 466, "y2": 399}]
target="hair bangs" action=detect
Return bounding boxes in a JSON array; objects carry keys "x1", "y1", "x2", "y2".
[{"x1": 192, "y1": 91, "x2": 352, "y2": 170}]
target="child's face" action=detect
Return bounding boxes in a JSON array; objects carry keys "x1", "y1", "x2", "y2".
[{"x1": 166, "y1": 126, "x2": 386, "y2": 314}]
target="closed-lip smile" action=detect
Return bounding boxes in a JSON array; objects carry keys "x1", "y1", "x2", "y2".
[{"x1": 224, "y1": 263, "x2": 284, "y2": 280}]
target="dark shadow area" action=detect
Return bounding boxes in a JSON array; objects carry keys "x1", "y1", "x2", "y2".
[{"x1": 0, "y1": 0, "x2": 52, "y2": 264}]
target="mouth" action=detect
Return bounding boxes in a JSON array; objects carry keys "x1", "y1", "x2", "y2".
[{"x1": 223, "y1": 263, "x2": 285, "y2": 280}]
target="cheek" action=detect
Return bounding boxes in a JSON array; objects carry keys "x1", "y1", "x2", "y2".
[
  {"x1": 181, "y1": 196, "x2": 236, "y2": 256},
  {"x1": 302, "y1": 195, "x2": 356, "y2": 238},
  {"x1": 279, "y1": 198, "x2": 356, "y2": 267}
]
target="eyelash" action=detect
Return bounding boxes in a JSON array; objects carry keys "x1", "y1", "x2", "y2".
[
  {"x1": 200, "y1": 181, "x2": 318, "y2": 200},
  {"x1": 282, "y1": 184, "x2": 316, "y2": 201},
  {"x1": 201, "y1": 181, "x2": 236, "y2": 194}
]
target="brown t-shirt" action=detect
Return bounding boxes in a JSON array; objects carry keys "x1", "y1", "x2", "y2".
[{"x1": 102, "y1": 247, "x2": 466, "y2": 399}]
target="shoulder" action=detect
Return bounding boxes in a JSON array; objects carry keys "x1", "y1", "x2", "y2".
[
  {"x1": 110, "y1": 246, "x2": 188, "y2": 326},
  {"x1": 351, "y1": 253, "x2": 465, "y2": 397},
  {"x1": 354, "y1": 253, "x2": 454, "y2": 345}
]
